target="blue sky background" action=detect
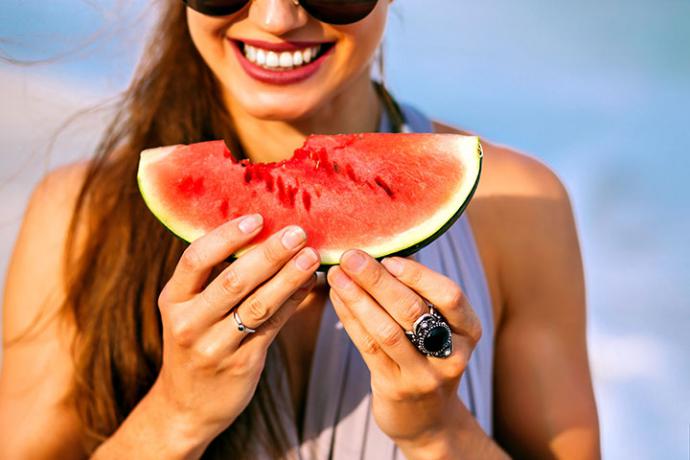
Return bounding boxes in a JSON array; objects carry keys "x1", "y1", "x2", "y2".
[{"x1": 1, "y1": 1, "x2": 689, "y2": 458}]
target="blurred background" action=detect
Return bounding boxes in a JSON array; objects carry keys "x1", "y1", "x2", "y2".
[{"x1": 1, "y1": 0, "x2": 688, "y2": 458}]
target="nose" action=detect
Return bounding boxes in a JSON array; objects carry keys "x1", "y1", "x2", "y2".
[{"x1": 249, "y1": 0, "x2": 309, "y2": 35}]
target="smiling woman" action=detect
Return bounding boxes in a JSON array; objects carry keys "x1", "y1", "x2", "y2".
[{"x1": 0, "y1": 1, "x2": 600, "y2": 459}]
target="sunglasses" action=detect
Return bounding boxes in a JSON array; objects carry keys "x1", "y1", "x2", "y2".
[{"x1": 183, "y1": 0, "x2": 379, "y2": 25}]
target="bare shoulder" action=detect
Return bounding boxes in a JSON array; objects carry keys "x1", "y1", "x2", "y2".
[
  {"x1": 432, "y1": 120, "x2": 582, "y2": 321},
  {"x1": 3, "y1": 161, "x2": 90, "y2": 337},
  {"x1": 0, "y1": 161, "x2": 90, "y2": 459}
]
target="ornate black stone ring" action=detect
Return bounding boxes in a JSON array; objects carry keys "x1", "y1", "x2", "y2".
[{"x1": 405, "y1": 305, "x2": 453, "y2": 358}]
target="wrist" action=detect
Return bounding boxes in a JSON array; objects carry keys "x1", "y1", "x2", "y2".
[
  {"x1": 93, "y1": 381, "x2": 214, "y2": 460},
  {"x1": 394, "y1": 398, "x2": 509, "y2": 460}
]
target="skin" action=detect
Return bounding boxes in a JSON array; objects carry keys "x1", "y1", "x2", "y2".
[{"x1": 0, "y1": 1, "x2": 600, "y2": 459}]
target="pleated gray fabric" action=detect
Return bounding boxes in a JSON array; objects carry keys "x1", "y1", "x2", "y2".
[{"x1": 275, "y1": 103, "x2": 495, "y2": 460}]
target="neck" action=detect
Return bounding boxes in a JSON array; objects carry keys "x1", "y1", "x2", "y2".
[{"x1": 225, "y1": 71, "x2": 382, "y2": 163}]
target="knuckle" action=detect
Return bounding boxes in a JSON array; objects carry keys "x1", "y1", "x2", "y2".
[
  {"x1": 263, "y1": 240, "x2": 284, "y2": 265},
  {"x1": 169, "y1": 318, "x2": 195, "y2": 347},
  {"x1": 468, "y1": 317, "x2": 483, "y2": 344},
  {"x1": 192, "y1": 343, "x2": 221, "y2": 368},
  {"x1": 243, "y1": 296, "x2": 270, "y2": 325},
  {"x1": 444, "y1": 285, "x2": 465, "y2": 308},
  {"x1": 360, "y1": 333, "x2": 381, "y2": 355},
  {"x1": 406, "y1": 265, "x2": 424, "y2": 286},
  {"x1": 401, "y1": 296, "x2": 427, "y2": 326},
  {"x1": 220, "y1": 268, "x2": 244, "y2": 297},
  {"x1": 366, "y1": 264, "x2": 387, "y2": 289},
  {"x1": 376, "y1": 323, "x2": 404, "y2": 349},
  {"x1": 158, "y1": 286, "x2": 173, "y2": 310},
  {"x1": 179, "y1": 245, "x2": 203, "y2": 272}
]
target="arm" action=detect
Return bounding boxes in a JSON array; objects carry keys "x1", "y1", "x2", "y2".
[
  {"x1": 488, "y1": 151, "x2": 601, "y2": 458},
  {"x1": 1, "y1": 165, "x2": 320, "y2": 459},
  {"x1": 0, "y1": 165, "x2": 87, "y2": 459}
]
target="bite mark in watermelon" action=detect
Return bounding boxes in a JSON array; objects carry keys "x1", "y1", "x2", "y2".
[{"x1": 137, "y1": 133, "x2": 482, "y2": 268}]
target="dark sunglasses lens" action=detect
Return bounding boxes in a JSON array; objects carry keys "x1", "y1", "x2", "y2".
[
  {"x1": 183, "y1": 0, "x2": 249, "y2": 16},
  {"x1": 301, "y1": 0, "x2": 378, "y2": 25}
]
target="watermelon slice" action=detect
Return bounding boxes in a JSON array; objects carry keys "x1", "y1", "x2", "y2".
[{"x1": 137, "y1": 133, "x2": 482, "y2": 267}]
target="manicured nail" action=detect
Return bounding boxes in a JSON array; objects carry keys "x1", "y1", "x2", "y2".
[
  {"x1": 331, "y1": 269, "x2": 353, "y2": 289},
  {"x1": 238, "y1": 214, "x2": 263, "y2": 233},
  {"x1": 382, "y1": 257, "x2": 403, "y2": 276},
  {"x1": 282, "y1": 226, "x2": 306, "y2": 250},
  {"x1": 296, "y1": 248, "x2": 318, "y2": 271},
  {"x1": 342, "y1": 250, "x2": 367, "y2": 273}
]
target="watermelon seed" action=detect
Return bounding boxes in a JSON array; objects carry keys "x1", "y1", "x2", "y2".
[
  {"x1": 244, "y1": 169, "x2": 252, "y2": 183},
  {"x1": 374, "y1": 176, "x2": 394, "y2": 198},
  {"x1": 302, "y1": 190, "x2": 312, "y2": 212},
  {"x1": 345, "y1": 164, "x2": 358, "y2": 182}
]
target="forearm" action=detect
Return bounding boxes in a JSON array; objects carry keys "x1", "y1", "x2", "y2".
[
  {"x1": 91, "y1": 382, "x2": 213, "y2": 460},
  {"x1": 396, "y1": 399, "x2": 510, "y2": 460}
]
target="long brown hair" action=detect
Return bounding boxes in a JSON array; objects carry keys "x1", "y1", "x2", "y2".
[{"x1": 63, "y1": 3, "x2": 289, "y2": 457}]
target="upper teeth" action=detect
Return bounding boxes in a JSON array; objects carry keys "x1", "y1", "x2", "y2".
[{"x1": 243, "y1": 44, "x2": 321, "y2": 69}]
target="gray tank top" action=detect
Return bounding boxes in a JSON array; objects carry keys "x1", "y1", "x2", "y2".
[{"x1": 265, "y1": 103, "x2": 495, "y2": 460}]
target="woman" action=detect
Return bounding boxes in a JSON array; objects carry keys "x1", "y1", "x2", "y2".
[{"x1": 0, "y1": 0, "x2": 600, "y2": 458}]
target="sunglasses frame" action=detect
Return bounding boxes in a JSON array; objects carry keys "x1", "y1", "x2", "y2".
[{"x1": 183, "y1": 0, "x2": 379, "y2": 25}]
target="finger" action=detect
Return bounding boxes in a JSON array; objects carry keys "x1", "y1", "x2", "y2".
[
  {"x1": 227, "y1": 247, "x2": 320, "y2": 349},
  {"x1": 381, "y1": 257, "x2": 482, "y2": 343},
  {"x1": 327, "y1": 266, "x2": 427, "y2": 370},
  {"x1": 199, "y1": 272, "x2": 317, "y2": 360},
  {"x1": 197, "y1": 225, "x2": 310, "y2": 324},
  {"x1": 329, "y1": 289, "x2": 398, "y2": 378},
  {"x1": 164, "y1": 214, "x2": 264, "y2": 301},
  {"x1": 340, "y1": 249, "x2": 429, "y2": 331}
]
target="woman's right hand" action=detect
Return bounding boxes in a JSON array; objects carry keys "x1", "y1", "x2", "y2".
[{"x1": 119, "y1": 213, "x2": 319, "y2": 457}]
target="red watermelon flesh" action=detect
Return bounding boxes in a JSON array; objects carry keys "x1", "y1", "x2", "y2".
[{"x1": 137, "y1": 133, "x2": 482, "y2": 266}]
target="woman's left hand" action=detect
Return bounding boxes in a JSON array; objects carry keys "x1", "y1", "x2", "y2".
[{"x1": 327, "y1": 249, "x2": 484, "y2": 455}]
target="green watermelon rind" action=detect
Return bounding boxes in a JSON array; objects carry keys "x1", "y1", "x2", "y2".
[{"x1": 137, "y1": 136, "x2": 483, "y2": 271}]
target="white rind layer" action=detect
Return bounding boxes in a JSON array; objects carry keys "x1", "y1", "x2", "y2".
[{"x1": 137, "y1": 135, "x2": 483, "y2": 266}]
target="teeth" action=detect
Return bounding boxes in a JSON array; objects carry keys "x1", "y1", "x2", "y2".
[
  {"x1": 246, "y1": 45, "x2": 256, "y2": 62},
  {"x1": 266, "y1": 51, "x2": 279, "y2": 68},
  {"x1": 242, "y1": 43, "x2": 324, "y2": 70},
  {"x1": 256, "y1": 48, "x2": 266, "y2": 65},
  {"x1": 292, "y1": 50, "x2": 303, "y2": 66},
  {"x1": 279, "y1": 51, "x2": 293, "y2": 67}
]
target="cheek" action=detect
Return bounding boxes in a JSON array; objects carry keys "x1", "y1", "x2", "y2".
[
  {"x1": 186, "y1": 10, "x2": 231, "y2": 68},
  {"x1": 334, "y1": 6, "x2": 388, "y2": 74}
]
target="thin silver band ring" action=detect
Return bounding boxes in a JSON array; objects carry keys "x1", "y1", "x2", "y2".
[{"x1": 233, "y1": 310, "x2": 256, "y2": 334}]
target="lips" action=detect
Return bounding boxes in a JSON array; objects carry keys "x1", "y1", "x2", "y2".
[{"x1": 229, "y1": 38, "x2": 335, "y2": 85}]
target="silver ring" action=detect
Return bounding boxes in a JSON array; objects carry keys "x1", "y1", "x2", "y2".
[
  {"x1": 405, "y1": 305, "x2": 453, "y2": 358},
  {"x1": 233, "y1": 310, "x2": 256, "y2": 334}
]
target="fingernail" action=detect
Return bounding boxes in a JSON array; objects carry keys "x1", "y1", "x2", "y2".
[
  {"x1": 282, "y1": 226, "x2": 306, "y2": 250},
  {"x1": 382, "y1": 257, "x2": 403, "y2": 276},
  {"x1": 296, "y1": 248, "x2": 318, "y2": 271},
  {"x1": 331, "y1": 269, "x2": 353, "y2": 289},
  {"x1": 238, "y1": 214, "x2": 263, "y2": 233},
  {"x1": 342, "y1": 250, "x2": 367, "y2": 273}
]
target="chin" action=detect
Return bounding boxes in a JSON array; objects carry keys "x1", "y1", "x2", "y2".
[{"x1": 228, "y1": 85, "x2": 329, "y2": 122}]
